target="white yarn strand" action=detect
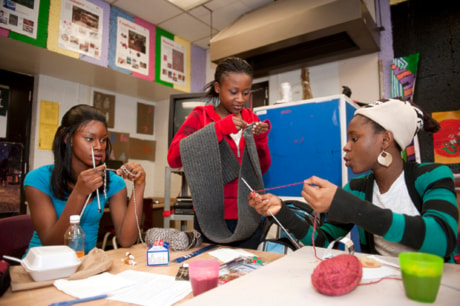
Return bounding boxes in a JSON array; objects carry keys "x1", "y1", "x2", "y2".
[{"x1": 120, "y1": 166, "x2": 145, "y2": 245}]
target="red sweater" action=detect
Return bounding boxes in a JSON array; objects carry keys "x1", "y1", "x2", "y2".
[{"x1": 167, "y1": 104, "x2": 271, "y2": 219}]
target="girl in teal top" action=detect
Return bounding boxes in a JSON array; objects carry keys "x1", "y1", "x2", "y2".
[{"x1": 24, "y1": 104, "x2": 146, "y2": 256}]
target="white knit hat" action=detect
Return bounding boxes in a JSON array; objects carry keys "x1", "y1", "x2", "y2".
[{"x1": 355, "y1": 99, "x2": 423, "y2": 149}]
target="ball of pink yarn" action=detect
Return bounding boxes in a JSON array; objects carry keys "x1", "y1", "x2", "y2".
[{"x1": 311, "y1": 254, "x2": 362, "y2": 296}]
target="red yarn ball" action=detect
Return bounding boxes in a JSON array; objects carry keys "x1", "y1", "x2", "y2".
[{"x1": 311, "y1": 254, "x2": 363, "y2": 296}]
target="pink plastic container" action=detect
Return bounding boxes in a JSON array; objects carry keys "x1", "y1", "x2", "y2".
[{"x1": 188, "y1": 260, "x2": 220, "y2": 296}]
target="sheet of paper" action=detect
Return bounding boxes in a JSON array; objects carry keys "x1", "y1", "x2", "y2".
[
  {"x1": 54, "y1": 272, "x2": 136, "y2": 298},
  {"x1": 108, "y1": 270, "x2": 192, "y2": 306},
  {"x1": 208, "y1": 247, "x2": 256, "y2": 262}
]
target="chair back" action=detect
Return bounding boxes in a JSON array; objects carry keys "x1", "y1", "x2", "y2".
[{"x1": 0, "y1": 214, "x2": 34, "y2": 261}]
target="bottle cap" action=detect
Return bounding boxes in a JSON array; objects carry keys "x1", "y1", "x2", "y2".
[{"x1": 70, "y1": 215, "x2": 80, "y2": 223}]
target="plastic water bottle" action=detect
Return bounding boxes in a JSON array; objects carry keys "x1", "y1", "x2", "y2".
[{"x1": 64, "y1": 215, "x2": 85, "y2": 258}]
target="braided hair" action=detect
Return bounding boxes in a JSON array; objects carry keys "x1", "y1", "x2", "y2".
[{"x1": 202, "y1": 57, "x2": 254, "y2": 106}]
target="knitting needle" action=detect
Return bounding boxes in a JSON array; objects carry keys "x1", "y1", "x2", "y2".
[
  {"x1": 91, "y1": 146, "x2": 102, "y2": 213},
  {"x1": 241, "y1": 178, "x2": 301, "y2": 250}
]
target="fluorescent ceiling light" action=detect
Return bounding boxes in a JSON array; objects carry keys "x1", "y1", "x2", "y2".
[{"x1": 167, "y1": 0, "x2": 209, "y2": 11}]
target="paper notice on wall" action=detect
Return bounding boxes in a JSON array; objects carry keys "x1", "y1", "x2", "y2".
[
  {"x1": 58, "y1": 0, "x2": 103, "y2": 59},
  {"x1": 115, "y1": 17, "x2": 149, "y2": 75},
  {"x1": 160, "y1": 36, "x2": 186, "y2": 87},
  {"x1": 39, "y1": 100, "x2": 59, "y2": 150},
  {"x1": 433, "y1": 110, "x2": 460, "y2": 164},
  {"x1": 0, "y1": 0, "x2": 40, "y2": 38}
]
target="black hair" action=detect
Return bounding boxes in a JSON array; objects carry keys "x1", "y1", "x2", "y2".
[
  {"x1": 51, "y1": 104, "x2": 111, "y2": 199},
  {"x1": 202, "y1": 57, "x2": 254, "y2": 103}
]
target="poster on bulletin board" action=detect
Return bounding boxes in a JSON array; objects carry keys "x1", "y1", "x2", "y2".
[
  {"x1": 0, "y1": 0, "x2": 40, "y2": 38},
  {"x1": 115, "y1": 17, "x2": 149, "y2": 75},
  {"x1": 159, "y1": 35, "x2": 186, "y2": 87},
  {"x1": 432, "y1": 110, "x2": 460, "y2": 164},
  {"x1": 58, "y1": 0, "x2": 103, "y2": 59}
]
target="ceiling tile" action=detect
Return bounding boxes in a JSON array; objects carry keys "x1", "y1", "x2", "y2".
[
  {"x1": 188, "y1": 4, "x2": 213, "y2": 20},
  {"x1": 159, "y1": 13, "x2": 211, "y2": 42},
  {"x1": 105, "y1": 0, "x2": 275, "y2": 49},
  {"x1": 109, "y1": 0, "x2": 183, "y2": 24}
]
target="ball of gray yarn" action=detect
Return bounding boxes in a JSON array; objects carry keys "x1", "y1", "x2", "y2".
[{"x1": 145, "y1": 228, "x2": 202, "y2": 251}]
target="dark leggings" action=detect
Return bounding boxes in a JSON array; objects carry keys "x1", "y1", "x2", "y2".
[{"x1": 193, "y1": 215, "x2": 264, "y2": 250}]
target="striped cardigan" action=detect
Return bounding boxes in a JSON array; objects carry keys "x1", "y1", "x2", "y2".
[{"x1": 276, "y1": 162, "x2": 458, "y2": 262}]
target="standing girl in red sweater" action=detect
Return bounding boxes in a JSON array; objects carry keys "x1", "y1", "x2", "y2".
[{"x1": 167, "y1": 57, "x2": 271, "y2": 249}]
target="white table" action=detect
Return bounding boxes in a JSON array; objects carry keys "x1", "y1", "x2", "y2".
[{"x1": 181, "y1": 246, "x2": 460, "y2": 306}]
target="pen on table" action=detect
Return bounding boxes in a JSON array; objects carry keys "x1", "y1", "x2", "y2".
[
  {"x1": 175, "y1": 244, "x2": 217, "y2": 263},
  {"x1": 220, "y1": 257, "x2": 245, "y2": 270},
  {"x1": 48, "y1": 294, "x2": 109, "y2": 306}
]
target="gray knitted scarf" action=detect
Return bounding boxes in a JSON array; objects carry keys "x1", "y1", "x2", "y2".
[{"x1": 179, "y1": 123, "x2": 264, "y2": 243}]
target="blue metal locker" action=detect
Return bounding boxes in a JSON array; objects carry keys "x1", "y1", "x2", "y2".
[{"x1": 254, "y1": 94, "x2": 359, "y2": 198}]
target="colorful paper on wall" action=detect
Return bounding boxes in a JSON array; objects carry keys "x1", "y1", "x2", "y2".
[
  {"x1": 155, "y1": 27, "x2": 190, "y2": 91},
  {"x1": 0, "y1": 27, "x2": 8, "y2": 37},
  {"x1": 114, "y1": 17, "x2": 150, "y2": 76},
  {"x1": 132, "y1": 16, "x2": 155, "y2": 81},
  {"x1": 39, "y1": 100, "x2": 59, "y2": 150},
  {"x1": 0, "y1": 0, "x2": 40, "y2": 38},
  {"x1": 48, "y1": 0, "x2": 109, "y2": 66},
  {"x1": 432, "y1": 110, "x2": 460, "y2": 164},
  {"x1": 155, "y1": 28, "x2": 173, "y2": 88},
  {"x1": 48, "y1": 0, "x2": 79, "y2": 58},
  {"x1": 8, "y1": 0, "x2": 49, "y2": 48},
  {"x1": 391, "y1": 53, "x2": 420, "y2": 162},
  {"x1": 108, "y1": 6, "x2": 134, "y2": 75},
  {"x1": 391, "y1": 53, "x2": 419, "y2": 102},
  {"x1": 171, "y1": 35, "x2": 190, "y2": 92}
]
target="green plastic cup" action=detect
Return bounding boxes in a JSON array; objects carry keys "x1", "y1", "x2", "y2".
[{"x1": 399, "y1": 252, "x2": 444, "y2": 303}]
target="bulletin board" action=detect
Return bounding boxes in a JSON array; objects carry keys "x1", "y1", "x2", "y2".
[
  {"x1": 108, "y1": 6, "x2": 155, "y2": 80},
  {"x1": 155, "y1": 27, "x2": 190, "y2": 92},
  {"x1": 47, "y1": 0, "x2": 110, "y2": 67},
  {"x1": 7, "y1": 0, "x2": 49, "y2": 48}
]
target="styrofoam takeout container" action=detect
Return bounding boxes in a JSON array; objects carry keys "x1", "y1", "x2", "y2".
[{"x1": 22, "y1": 246, "x2": 81, "y2": 281}]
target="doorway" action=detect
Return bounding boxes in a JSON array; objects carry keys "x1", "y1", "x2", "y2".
[{"x1": 0, "y1": 69, "x2": 33, "y2": 217}]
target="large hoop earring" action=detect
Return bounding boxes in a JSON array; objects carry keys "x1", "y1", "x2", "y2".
[{"x1": 377, "y1": 150, "x2": 392, "y2": 167}]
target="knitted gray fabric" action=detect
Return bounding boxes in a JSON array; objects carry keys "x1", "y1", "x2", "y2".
[{"x1": 179, "y1": 123, "x2": 264, "y2": 243}]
